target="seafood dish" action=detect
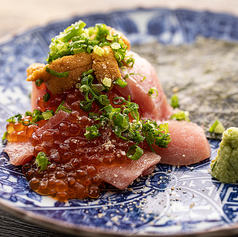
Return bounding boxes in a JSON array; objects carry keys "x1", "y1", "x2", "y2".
[{"x1": 3, "y1": 21, "x2": 210, "y2": 201}]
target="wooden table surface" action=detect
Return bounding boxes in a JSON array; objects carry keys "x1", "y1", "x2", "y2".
[{"x1": 1, "y1": 1, "x2": 238, "y2": 236}]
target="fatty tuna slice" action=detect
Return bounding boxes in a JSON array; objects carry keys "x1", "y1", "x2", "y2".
[
  {"x1": 4, "y1": 141, "x2": 34, "y2": 166},
  {"x1": 116, "y1": 52, "x2": 174, "y2": 121},
  {"x1": 153, "y1": 120, "x2": 210, "y2": 165},
  {"x1": 34, "y1": 110, "x2": 69, "y2": 136},
  {"x1": 98, "y1": 151, "x2": 161, "y2": 190}
]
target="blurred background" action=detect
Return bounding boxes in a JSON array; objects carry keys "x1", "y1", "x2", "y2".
[{"x1": 1, "y1": 0, "x2": 238, "y2": 40}]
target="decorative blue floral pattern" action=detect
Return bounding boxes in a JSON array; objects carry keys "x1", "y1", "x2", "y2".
[{"x1": 0, "y1": 7, "x2": 238, "y2": 236}]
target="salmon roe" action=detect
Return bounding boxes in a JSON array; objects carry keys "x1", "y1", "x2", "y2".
[
  {"x1": 6, "y1": 119, "x2": 46, "y2": 143},
  {"x1": 22, "y1": 83, "x2": 136, "y2": 201}
]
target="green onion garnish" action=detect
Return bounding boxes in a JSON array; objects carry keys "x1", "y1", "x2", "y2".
[
  {"x1": 113, "y1": 78, "x2": 127, "y2": 88},
  {"x1": 22, "y1": 119, "x2": 32, "y2": 126},
  {"x1": 84, "y1": 124, "x2": 101, "y2": 140},
  {"x1": 111, "y1": 42, "x2": 121, "y2": 50},
  {"x1": 171, "y1": 94, "x2": 179, "y2": 108},
  {"x1": 79, "y1": 101, "x2": 92, "y2": 112},
  {"x1": 125, "y1": 55, "x2": 135, "y2": 67},
  {"x1": 35, "y1": 79, "x2": 43, "y2": 87},
  {"x1": 75, "y1": 69, "x2": 171, "y2": 160},
  {"x1": 45, "y1": 66, "x2": 69, "y2": 78},
  {"x1": 55, "y1": 101, "x2": 71, "y2": 114},
  {"x1": 102, "y1": 77, "x2": 112, "y2": 88},
  {"x1": 148, "y1": 87, "x2": 158, "y2": 98},
  {"x1": 113, "y1": 97, "x2": 126, "y2": 105},
  {"x1": 43, "y1": 93, "x2": 50, "y2": 102},
  {"x1": 42, "y1": 110, "x2": 54, "y2": 120},
  {"x1": 46, "y1": 20, "x2": 131, "y2": 67},
  {"x1": 209, "y1": 119, "x2": 225, "y2": 134},
  {"x1": 127, "y1": 145, "x2": 144, "y2": 160},
  {"x1": 170, "y1": 111, "x2": 190, "y2": 121},
  {"x1": 93, "y1": 45, "x2": 104, "y2": 57},
  {"x1": 6, "y1": 114, "x2": 22, "y2": 123},
  {"x1": 124, "y1": 73, "x2": 146, "y2": 81},
  {"x1": 34, "y1": 152, "x2": 51, "y2": 172},
  {"x1": 5, "y1": 109, "x2": 54, "y2": 130},
  {"x1": 88, "y1": 112, "x2": 100, "y2": 119}
]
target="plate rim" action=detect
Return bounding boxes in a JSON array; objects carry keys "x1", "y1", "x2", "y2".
[{"x1": 1, "y1": 192, "x2": 238, "y2": 237}]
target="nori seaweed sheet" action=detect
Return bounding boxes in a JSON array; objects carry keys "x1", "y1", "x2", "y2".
[{"x1": 131, "y1": 37, "x2": 238, "y2": 139}]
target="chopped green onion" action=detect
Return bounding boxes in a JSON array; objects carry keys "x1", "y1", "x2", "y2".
[
  {"x1": 84, "y1": 125, "x2": 101, "y2": 140},
  {"x1": 111, "y1": 42, "x2": 121, "y2": 49},
  {"x1": 106, "y1": 35, "x2": 114, "y2": 41},
  {"x1": 42, "y1": 110, "x2": 54, "y2": 120},
  {"x1": 34, "y1": 152, "x2": 51, "y2": 172},
  {"x1": 124, "y1": 73, "x2": 146, "y2": 82},
  {"x1": 127, "y1": 145, "x2": 143, "y2": 160},
  {"x1": 33, "y1": 109, "x2": 42, "y2": 116},
  {"x1": 98, "y1": 95, "x2": 110, "y2": 105},
  {"x1": 32, "y1": 114, "x2": 44, "y2": 123},
  {"x1": 88, "y1": 112, "x2": 100, "y2": 119},
  {"x1": 171, "y1": 94, "x2": 179, "y2": 109},
  {"x1": 79, "y1": 101, "x2": 92, "y2": 112},
  {"x1": 102, "y1": 77, "x2": 112, "y2": 88},
  {"x1": 142, "y1": 120, "x2": 171, "y2": 149},
  {"x1": 91, "y1": 84, "x2": 105, "y2": 93},
  {"x1": 6, "y1": 114, "x2": 22, "y2": 123},
  {"x1": 55, "y1": 100, "x2": 71, "y2": 114},
  {"x1": 35, "y1": 79, "x2": 43, "y2": 87},
  {"x1": 82, "y1": 69, "x2": 94, "y2": 77},
  {"x1": 93, "y1": 45, "x2": 104, "y2": 56},
  {"x1": 209, "y1": 119, "x2": 225, "y2": 134},
  {"x1": 113, "y1": 97, "x2": 126, "y2": 105},
  {"x1": 113, "y1": 78, "x2": 127, "y2": 88},
  {"x1": 59, "y1": 20, "x2": 86, "y2": 43},
  {"x1": 75, "y1": 68, "x2": 171, "y2": 158},
  {"x1": 170, "y1": 110, "x2": 190, "y2": 121},
  {"x1": 120, "y1": 66, "x2": 127, "y2": 71},
  {"x1": 22, "y1": 119, "x2": 33, "y2": 126},
  {"x1": 43, "y1": 93, "x2": 50, "y2": 102},
  {"x1": 148, "y1": 87, "x2": 158, "y2": 98},
  {"x1": 45, "y1": 66, "x2": 69, "y2": 78},
  {"x1": 125, "y1": 55, "x2": 135, "y2": 67},
  {"x1": 170, "y1": 111, "x2": 190, "y2": 121}
]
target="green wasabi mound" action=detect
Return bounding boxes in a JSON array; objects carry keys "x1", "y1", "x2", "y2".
[{"x1": 211, "y1": 127, "x2": 238, "y2": 183}]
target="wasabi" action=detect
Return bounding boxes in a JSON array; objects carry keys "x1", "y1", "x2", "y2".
[{"x1": 211, "y1": 127, "x2": 238, "y2": 183}]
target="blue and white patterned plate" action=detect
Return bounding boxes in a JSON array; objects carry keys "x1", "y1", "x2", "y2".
[{"x1": 1, "y1": 7, "x2": 238, "y2": 236}]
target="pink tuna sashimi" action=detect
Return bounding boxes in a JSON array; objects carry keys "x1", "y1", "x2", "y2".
[
  {"x1": 4, "y1": 141, "x2": 34, "y2": 166},
  {"x1": 34, "y1": 110, "x2": 69, "y2": 136},
  {"x1": 31, "y1": 81, "x2": 47, "y2": 112},
  {"x1": 98, "y1": 151, "x2": 161, "y2": 190},
  {"x1": 153, "y1": 120, "x2": 210, "y2": 165},
  {"x1": 116, "y1": 52, "x2": 173, "y2": 121}
]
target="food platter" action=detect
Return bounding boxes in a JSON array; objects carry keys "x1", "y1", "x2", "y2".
[{"x1": 0, "y1": 7, "x2": 238, "y2": 236}]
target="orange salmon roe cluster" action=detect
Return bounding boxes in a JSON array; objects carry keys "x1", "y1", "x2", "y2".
[
  {"x1": 6, "y1": 118, "x2": 46, "y2": 142},
  {"x1": 22, "y1": 83, "x2": 135, "y2": 201}
]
